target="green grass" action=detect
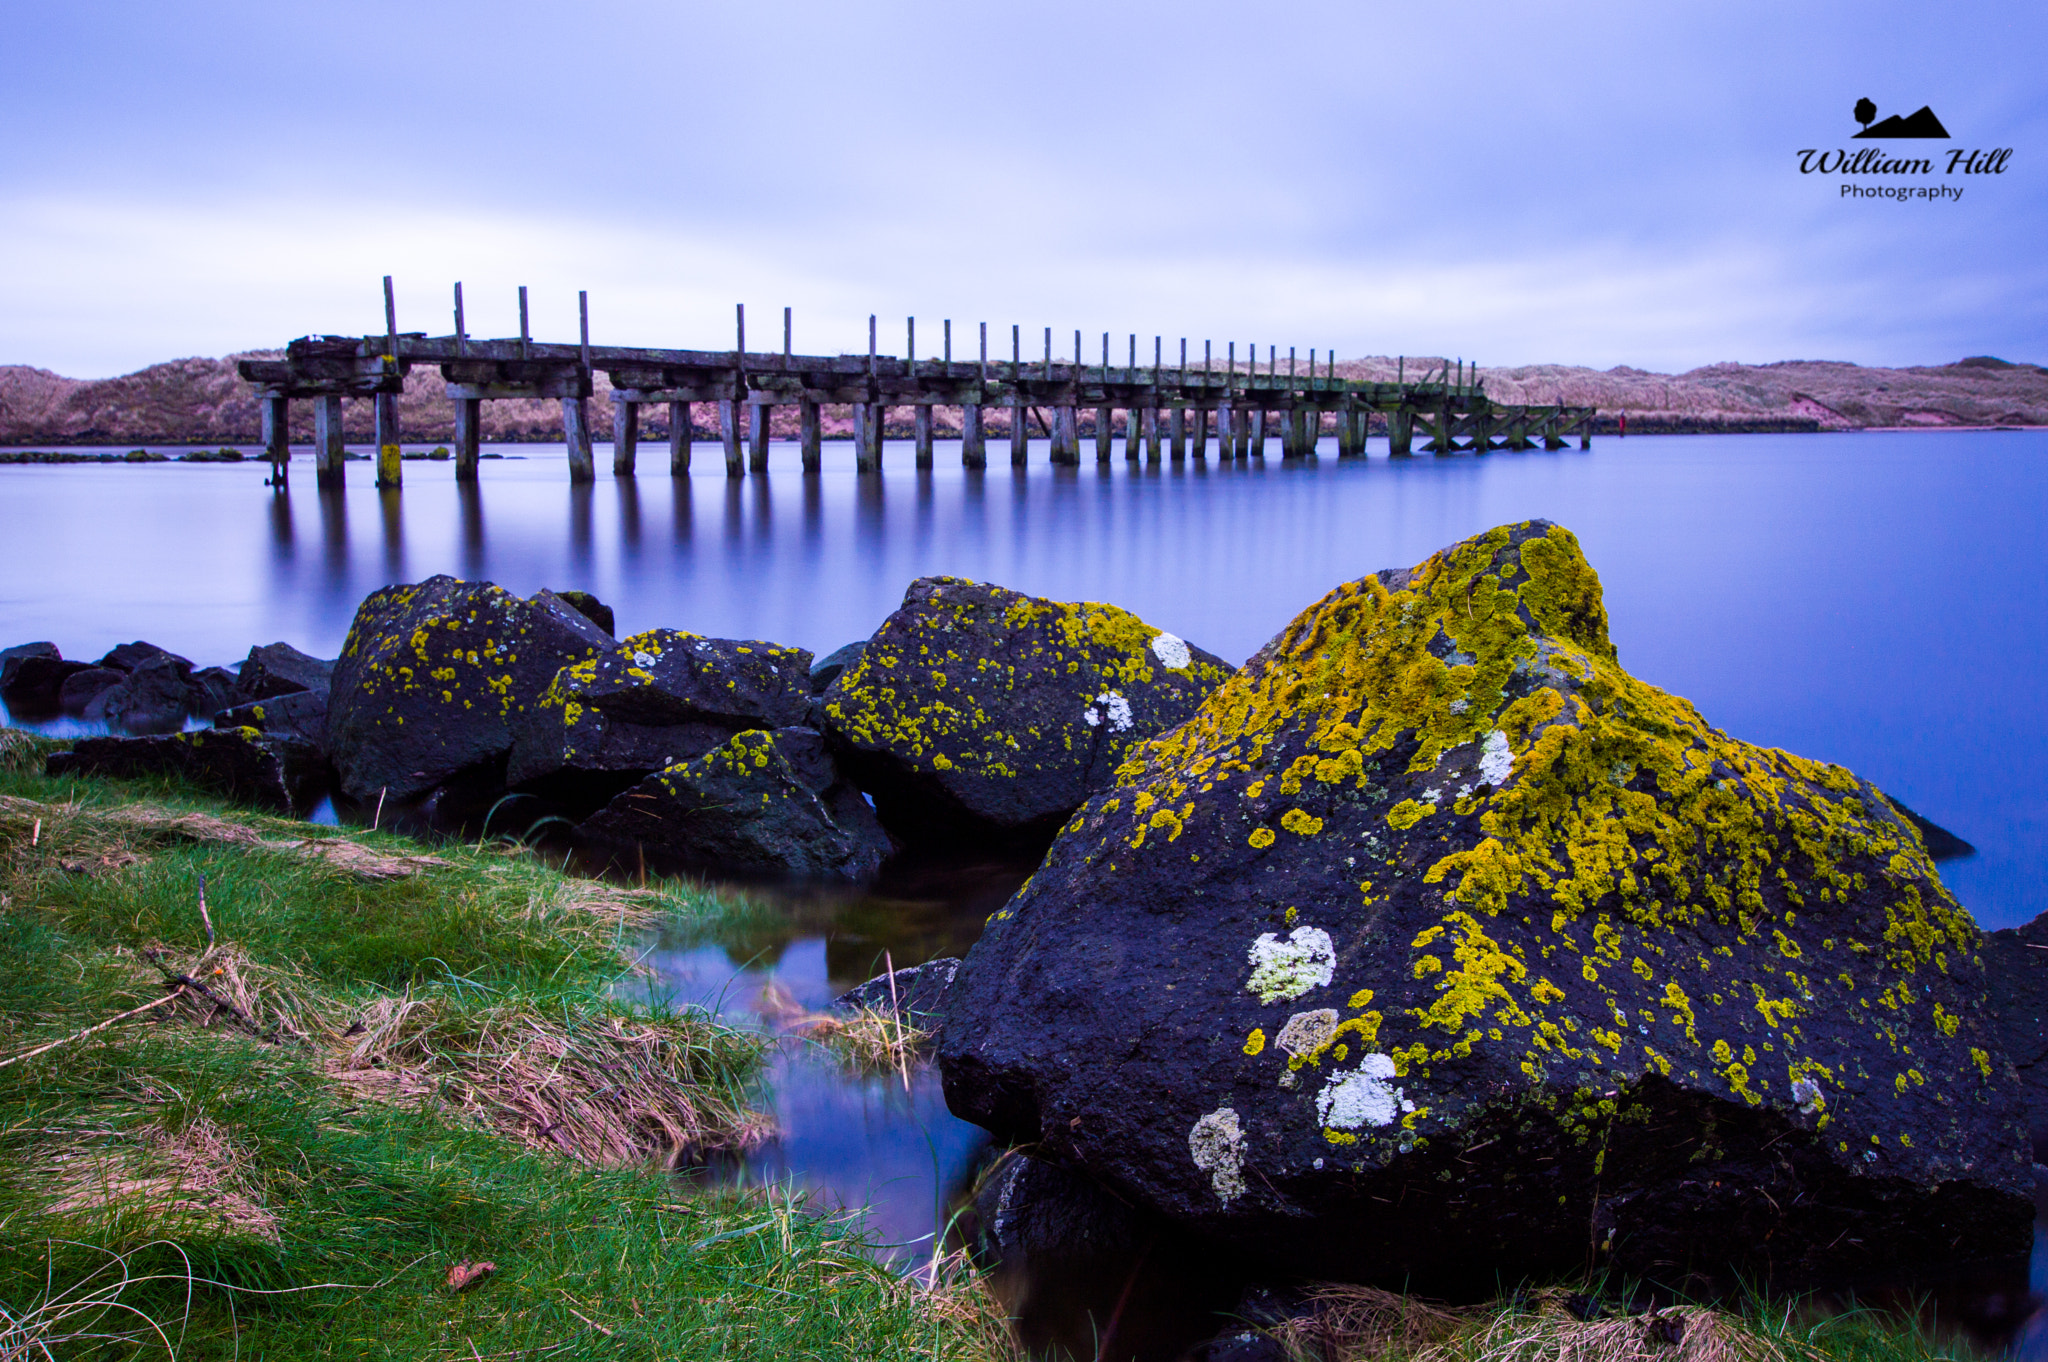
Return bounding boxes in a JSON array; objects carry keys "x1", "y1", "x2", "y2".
[{"x1": 0, "y1": 746, "x2": 1013, "y2": 1360}]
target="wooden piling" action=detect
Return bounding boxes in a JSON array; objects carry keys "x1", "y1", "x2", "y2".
[
  {"x1": 1010, "y1": 396, "x2": 1028, "y2": 466},
  {"x1": 262, "y1": 396, "x2": 289, "y2": 482},
  {"x1": 914, "y1": 403, "x2": 934, "y2": 469},
  {"x1": 613, "y1": 397, "x2": 640, "y2": 476},
  {"x1": 669, "y1": 400, "x2": 692, "y2": 474},
  {"x1": 748, "y1": 398, "x2": 771, "y2": 472},
  {"x1": 563, "y1": 397, "x2": 595, "y2": 482},
  {"x1": 455, "y1": 397, "x2": 481, "y2": 481},
  {"x1": 315, "y1": 395, "x2": 345, "y2": 486},
  {"x1": 1389, "y1": 408, "x2": 1414, "y2": 458},
  {"x1": 962, "y1": 403, "x2": 986, "y2": 467},
  {"x1": 1143, "y1": 404, "x2": 1161, "y2": 462},
  {"x1": 1053, "y1": 406, "x2": 1079, "y2": 465},
  {"x1": 374, "y1": 391, "x2": 402, "y2": 488},
  {"x1": 800, "y1": 398, "x2": 822, "y2": 470},
  {"x1": 720, "y1": 399, "x2": 743, "y2": 476},
  {"x1": 1168, "y1": 406, "x2": 1185, "y2": 460},
  {"x1": 1095, "y1": 406, "x2": 1113, "y2": 463}
]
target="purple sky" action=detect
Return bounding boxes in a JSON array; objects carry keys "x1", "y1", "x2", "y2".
[{"x1": 4, "y1": 0, "x2": 2043, "y2": 377}]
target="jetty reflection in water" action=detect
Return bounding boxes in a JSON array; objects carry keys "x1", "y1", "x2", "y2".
[{"x1": 1, "y1": 429, "x2": 2043, "y2": 928}]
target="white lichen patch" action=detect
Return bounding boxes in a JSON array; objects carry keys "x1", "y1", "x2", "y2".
[
  {"x1": 1792, "y1": 1078, "x2": 1826, "y2": 1115},
  {"x1": 1478, "y1": 730, "x2": 1513, "y2": 787},
  {"x1": 1083, "y1": 691, "x2": 1135, "y2": 732},
  {"x1": 1150, "y1": 632, "x2": 1192, "y2": 670},
  {"x1": 1245, "y1": 926, "x2": 1335, "y2": 1004},
  {"x1": 1316, "y1": 1053, "x2": 1405, "y2": 1130},
  {"x1": 633, "y1": 650, "x2": 659, "y2": 668},
  {"x1": 1188, "y1": 1107, "x2": 1248, "y2": 1205},
  {"x1": 1275, "y1": 1009, "x2": 1339, "y2": 1057}
]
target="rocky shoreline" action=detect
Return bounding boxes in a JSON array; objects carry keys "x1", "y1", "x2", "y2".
[{"x1": 6, "y1": 521, "x2": 2041, "y2": 1316}]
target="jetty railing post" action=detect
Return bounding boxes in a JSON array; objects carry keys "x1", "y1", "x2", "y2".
[
  {"x1": 720, "y1": 398, "x2": 742, "y2": 476},
  {"x1": 561, "y1": 290, "x2": 595, "y2": 483},
  {"x1": 748, "y1": 395, "x2": 771, "y2": 472},
  {"x1": 314, "y1": 395, "x2": 345, "y2": 487},
  {"x1": 375, "y1": 275, "x2": 403, "y2": 489},
  {"x1": 910, "y1": 317, "x2": 935, "y2": 468},
  {"x1": 1145, "y1": 337, "x2": 1163, "y2": 462},
  {"x1": 454, "y1": 397, "x2": 481, "y2": 481},
  {"x1": 1010, "y1": 325, "x2": 1027, "y2": 467},
  {"x1": 859, "y1": 313, "x2": 882, "y2": 473},
  {"x1": 613, "y1": 397, "x2": 640, "y2": 476},
  {"x1": 670, "y1": 400, "x2": 692, "y2": 474},
  {"x1": 262, "y1": 396, "x2": 289, "y2": 484},
  {"x1": 1094, "y1": 331, "x2": 1112, "y2": 464}
]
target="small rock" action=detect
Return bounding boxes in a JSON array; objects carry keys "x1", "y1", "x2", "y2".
[
  {"x1": 807, "y1": 641, "x2": 866, "y2": 694},
  {"x1": 1, "y1": 642, "x2": 89, "y2": 715},
  {"x1": 232, "y1": 643, "x2": 336, "y2": 703},
  {"x1": 551, "y1": 590, "x2": 615, "y2": 637},
  {"x1": 46, "y1": 728, "x2": 327, "y2": 812},
  {"x1": 831, "y1": 958, "x2": 961, "y2": 1039},
  {"x1": 96, "y1": 641, "x2": 192, "y2": 673},
  {"x1": 214, "y1": 688, "x2": 330, "y2": 754},
  {"x1": 86, "y1": 654, "x2": 196, "y2": 734},
  {"x1": 57, "y1": 667, "x2": 126, "y2": 716},
  {"x1": 577, "y1": 727, "x2": 891, "y2": 881}
]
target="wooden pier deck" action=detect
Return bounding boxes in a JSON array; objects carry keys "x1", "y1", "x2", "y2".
[{"x1": 238, "y1": 283, "x2": 1596, "y2": 488}]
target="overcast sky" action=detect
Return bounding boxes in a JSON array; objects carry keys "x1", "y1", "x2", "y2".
[{"x1": 4, "y1": 0, "x2": 2043, "y2": 377}]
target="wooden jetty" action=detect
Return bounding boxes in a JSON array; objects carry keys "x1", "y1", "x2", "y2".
[{"x1": 238, "y1": 281, "x2": 1596, "y2": 487}]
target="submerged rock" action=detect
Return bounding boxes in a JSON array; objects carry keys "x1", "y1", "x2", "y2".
[
  {"x1": 47, "y1": 727, "x2": 326, "y2": 812},
  {"x1": 820, "y1": 577, "x2": 1233, "y2": 845},
  {"x1": 327, "y1": 576, "x2": 612, "y2": 803},
  {"x1": 507, "y1": 629, "x2": 813, "y2": 809},
  {"x1": 57, "y1": 666, "x2": 126, "y2": 716},
  {"x1": 577, "y1": 727, "x2": 890, "y2": 881},
  {"x1": 939, "y1": 520, "x2": 2030, "y2": 1286},
  {"x1": 232, "y1": 642, "x2": 335, "y2": 703},
  {"x1": 1, "y1": 642, "x2": 89, "y2": 715},
  {"x1": 832, "y1": 957, "x2": 961, "y2": 1037}
]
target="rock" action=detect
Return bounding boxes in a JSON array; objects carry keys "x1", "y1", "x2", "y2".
[
  {"x1": 86, "y1": 654, "x2": 196, "y2": 734},
  {"x1": 820, "y1": 578, "x2": 1234, "y2": 845},
  {"x1": 188, "y1": 666, "x2": 239, "y2": 717},
  {"x1": 46, "y1": 728, "x2": 326, "y2": 812},
  {"x1": 96, "y1": 641, "x2": 192, "y2": 673},
  {"x1": 507, "y1": 629, "x2": 813, "y2": 808},
  {"x1": 551, "y1": 590, "x2": 615, "y2": 637},
  {"x1": 1, "y1": 642, "x2": 89, "y2": 715},
  {"x1": 214, "y1": 688, "x2": 330, "y2": 753},
  {"x1": 577, "y1": 727, "x2": 891, "y2": 881},
  {"x1": 808, "y1": 641, "x2": 866, "y2": 694},
  {"x1": 939, "y1": 520, "x2": 2031, "y2": 1288},
  {"x1": 327, "y1": 576, "x2": 613, "y2": 803},
  {"x1": 1882, "y1": 794, "x2": 1975, "y2": 861},
  {"x1": 57, "y1": 667, "x2": 126, "y2": 716},
  {"x1": 232, "y1": 642, "x2": 335, "y2": 702},
  {"x1": 832, "y1": 957, "x2": 961, "y2": 1036},
  {"x1": 1980, "y1": 916, "x2": 2048, "y2": 1159}
]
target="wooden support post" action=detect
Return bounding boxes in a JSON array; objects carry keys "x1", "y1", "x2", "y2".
[
  {"x1": 562, "y1": 397, "x2": 595, "y2": 482},
  {"x1": 1053, "y1": 406, "x2": 1079, "y2": 465},
  {"x1": 1143, "y1": 404, "x2": 1161, "y2": 462},
  {"x1": 1010, "y1": 397, "x2": 1029, "y2": 466},
  {"x1": 1194, "y1": 407, "x2": 1211, "y2": 459},
  {"x1": 800, "y1": 399, "x2": 822, "y2": 470},
  {"x1": 1338, "y1": 406, "x2": 1360, "y2": 457},
  {"x1": 1095, "y1": 407, "x2": 1113, "y2": 462},
  {"x1": 1169, "y1": 406, "x2": 1185, "y2": 460},
  {"x1": 914, "y1": 403, "x2": 934, "y2": 469},
  {"x1": 613, "y1": 398, "x2": 640, "y2": 476},
  {"x1": 854, "y1": 404, "x2": 882, "y2": 473},
  {"x1": 1389, "y1": 408, "x2": 1413, "y2": 458},
  {"x1": 455, "y1": 397, "x2": 481, "y2": 481},
  {"x1": 1579, "y1": 416, "x2": 1592, "y2": 451},
  {"x1": 374, "y1": 391, "x2": 402, "y2": 488},
  {"x1": 315, "y1": 395, "x2": 345, "y2": 486},
  {"x1": 962, "y1": 403, "x2": 985, "y2": 467},
  {"x1": 748, "y1": 399, "x2": 771, "y2": 472},
  {"x1": 720, "y1": 399, "x2": 743, "y2": 476},
  {"x1": 262, "y1": 396, "x2": 289, "y2": 483},
  {"x1": 669, "y1": 401, "x2": 692, "y2": 474},
  {"x1": 1124, "y1": 407, "x2": 1142, "y2": 462},
  {"x1": 1215, "y1": 397, "x2": 1233, "y2": 460}
]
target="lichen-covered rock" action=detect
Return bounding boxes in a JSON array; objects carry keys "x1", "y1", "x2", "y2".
[
  {"x1": 327, "y1": 576, "x2": 612, "y2": 802},
  {"x1": 577, "y1": 727, "x2": 891, "y2": 881},
  {"x1": 506, "y1": 629, "x2": 813, "y2": 808},
  {"x1": 47, "y1": 727, "x2": 326, "y2": 812},
  {"x1": 551, "y1": 590, "x2": 615, "y2": 637},
  {"x1": 232, "y1": 642, "x2": 335, "y2": 703},
  {"x1": 215, "y1": 688, "x2": 330, "y2": 753},
  {"x1": 832, "y1": 957, "x2": 962, "y2": 1038},
  {"x1": 939, "y1": 521, "x2": 2030, "y2": 1286},
  {"x1": 1979, "y1": 915, "x2": 2048, "y2": 1158},
  {"x1": 820, "y1": 577, "x2": 1234, "y2": 843}
]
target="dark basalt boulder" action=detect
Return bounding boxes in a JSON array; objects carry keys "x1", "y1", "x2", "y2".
[
  {"x1": 939, "y1": 521, "x2": 2031, "y2": 1288},
  {"x1": 47, "y1": 727, "x2": 326, "y2": 812},
  {"x1": 57, "y1": 667, "x2": 126, "y2": 716},
  {"x1": 1979, "y1": 915, "x2": 2048, "y2": 1159},
  {"x1": 819, "y1": 577, "x2": 1234, "y2": 846},
  {"x1": 215, "y1": 688, "x2": 330, "y2": 754},
  {"x1": 232, "y1": 642, "x2": 335, "y2": 703},
  {"x1": 507, "y1": 629, "x2": 813, "y2": 808},
  {"x1": 1, "y1": 643, "x2": 89, "y2": 715},
  {"x1": 97, "y1": 641, "x2": 192, "y2": 673},
  {"x1": 327, "y1": 576, "x2": 613, "y2": 802},
  {"x1": 551, "y1": 590, "x2": 615, "y2": 637},
  {"x1": 577, "y1": 727, "x2": 891, "y2": 881},
  {"x1": 808, "y1": 641, "x2": 866, "y2": 694},
  {"x1": 85, "y1": 654, "x2": 198, "y2": 735}
]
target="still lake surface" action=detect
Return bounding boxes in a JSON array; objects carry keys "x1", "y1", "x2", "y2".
[{"x1": 4, "y1": 430, "x2": 2046, "y2": 1323}]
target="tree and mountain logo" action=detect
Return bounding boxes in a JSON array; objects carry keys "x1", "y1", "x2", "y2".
[{"x1": 1852, "y1": 98, "x2": 1950, "y2": 139}]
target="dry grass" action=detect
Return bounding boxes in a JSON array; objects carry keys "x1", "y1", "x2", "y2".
[
  {"x1": 326, "y1": 992, "x2": 773, "y2": 1166},
  {"x1": 38, "y1": 1114, "x2": 280, "y2": 1245},
  {"x1": 1272, "y1": 1286, "x2": 1814, "y2": 1362},
  {"x1": 797, "y1": 1006, "x2": 933, "y2": 1078},
  {"x1": 897, "y1": 1250, "x2": 1026, "y2": 1362}
]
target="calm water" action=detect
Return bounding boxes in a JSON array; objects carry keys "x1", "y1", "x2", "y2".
[{"x1": 2, "y1": 430, "x2": 2042, "y2": 926}]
